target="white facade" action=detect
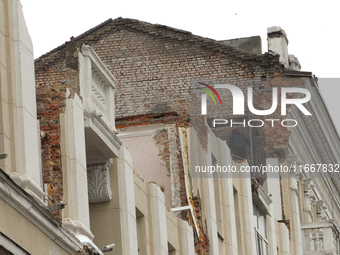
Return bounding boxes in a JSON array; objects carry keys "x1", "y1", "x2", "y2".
[
  {"x1": 0, "y1": 2, "x2": 194, "y2": 254},
  {"x1": 0, "y1": 0, "x2": 44, "y2": 203}
]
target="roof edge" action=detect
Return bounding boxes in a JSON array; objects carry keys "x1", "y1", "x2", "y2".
[{"x1": 35, "y1": 18, "x2": 113, "y2": 62}]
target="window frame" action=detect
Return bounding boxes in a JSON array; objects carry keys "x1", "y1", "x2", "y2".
[{"x1": 253, "y1": 198, "x2": 269, "y2": 255}]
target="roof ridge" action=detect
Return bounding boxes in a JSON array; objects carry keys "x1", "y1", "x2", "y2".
[
  {"x1": 35, "y1": 17, "x2": 274, "y2": 63},
  {"x1": 109, "y1": 18, "x2": 261, "y2": 59},
  {"x1": 35, "y1": 43, "x2": 66, "y2": 62},
  {"x1": 73, "y1": 18, "x2": 113, "y2": 41}
]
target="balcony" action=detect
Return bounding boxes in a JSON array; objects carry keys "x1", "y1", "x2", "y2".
[
  {"x1": 301, "y1": 220, "x2": 340, "y2": 255},
  {"x1": 80, "y1": 45, "x2": 116, "y2": 129},
  {"x1": 79, "y1": 45, "x2": 122, "y2": 203},
  {"x1": 79, "y1": 44, "x2": 121, "y2": 160}
]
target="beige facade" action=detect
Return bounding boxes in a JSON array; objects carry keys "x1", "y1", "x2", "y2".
[
  {"x1": 173, "y1": 90, "x2": 340, "y2": 255},
  {"x1": 0, "y1": 0, "x2": 43, "y2": 202},
  {"x1": 1, "y1": 1, "x2": 194, "y2": 254},
  {"x1": 88, "y1": 145, "x2": 195, "y2": 255},
  {"x1": 0, "y1": 0, "x2": 80, "y2": 254},
  {"x1": 0, "y1": 170, "x2": 82, "y2": 254}
]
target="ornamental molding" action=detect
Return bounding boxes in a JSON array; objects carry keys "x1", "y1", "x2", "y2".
[
  {"x1": 87, "y1": 161, "x2": 113, "y2": 203},
  {"x1": 302, "y1": 99, "x2": 340, "y2": 193},
  {"x1": 302, "y1": 105, "x2": 334, "y2": 164},
  {"x1": 289, "y1": 79, "x2": 340, "y2": 168},
  {"x1": 117, "y1": 124, "x2": 168, "y2": 139},
  {"x1": 288, "y1": 79, "x2": 340, "y2": 189},
  {"x1": 303, "y1": 178, "x2": 315, "y2": 215},
  {"x1": 316, "y1": 200, "x2": 327, "y2": 221},
  {"x1": 287, "y1": 79, "x2": 340, "y2": 219}
]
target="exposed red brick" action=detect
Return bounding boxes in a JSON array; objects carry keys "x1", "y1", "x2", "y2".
[
  {"x1": 36, "y1": 85, "x2": 66, "y2": 218},
  {"x1": 34, "y1": 18, "x2": 304, "y2": 253}
]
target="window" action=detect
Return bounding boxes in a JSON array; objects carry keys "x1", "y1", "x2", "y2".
[
  {"x1": 253, "y1": 202, "x2": 268, "y2": 255},
  {"x1": 136, "y1": 208, "x2": 147, "y2": 255},
  {"x1": 0, "y1": 246, "x2": 12, "y2": 255},
  {"x1": 234, "y1": 187, "x2": 242, "y2": 254},
  {"x1": 168, "y1": 242, "x2": 176, "y2": 255},
  {"x1": 212, "y1": 154, "x2": 226, "y2": 253}
]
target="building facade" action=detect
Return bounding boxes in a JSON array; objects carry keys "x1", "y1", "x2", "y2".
[
  {"x1": 1, "y1": 1, "x2": 340, "y2": 254},
  {"x1": 0, "y1": 0, "x2": 83, "y2": 254}
]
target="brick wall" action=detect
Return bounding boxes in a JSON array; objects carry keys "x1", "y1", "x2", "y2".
[
  {"x1": 34, "y1": 17, "x2": 299, "y2": 253},
  {"x1": 35, "y1": 18, "x2": 284, "y2": 119},
  {"x1": 36, "y1": 84, "x2": 66, "y2": 218},
  {"x1": 35, "y1": 42, "x2": 83, "y2": 216}
]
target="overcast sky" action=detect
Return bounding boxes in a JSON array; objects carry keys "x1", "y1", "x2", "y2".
[{"x1": 20, "y1": 0, "x2": 340, "y2": 132}]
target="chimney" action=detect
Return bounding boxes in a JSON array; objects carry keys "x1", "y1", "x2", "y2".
[
  {"x1": 288, "y1": 54, "x2": 301, "y2": 71},
  {"x1": 267, "y1": 26, "x2": 301, "y2": 70},
  {"x1": 267, "y1": 26, "x2": 289, "y2": 68}
]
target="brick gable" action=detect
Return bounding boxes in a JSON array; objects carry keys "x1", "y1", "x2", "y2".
[
  {"x1": 34, "y1": 18, "x2": 289, "y2": 253},
  {"x1": 35, "y1": 18, "x2": 284, "y2": 119}
]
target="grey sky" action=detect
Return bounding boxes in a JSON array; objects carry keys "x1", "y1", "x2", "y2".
[{"x1": 20, "y1": 0, "x2": 340, "y2": 132}]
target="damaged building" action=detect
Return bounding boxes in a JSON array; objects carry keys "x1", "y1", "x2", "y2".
[{"x1": 1, "y1": 1, "x2": 340, "y2": 255}]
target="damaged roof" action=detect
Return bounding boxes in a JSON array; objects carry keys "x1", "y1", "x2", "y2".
[
  {"x1": 35, "y1": 17, "x2": 284, "y2": 118},
  {"x1": 36, "y1": 17, "x2": 279, "y2": 64}
]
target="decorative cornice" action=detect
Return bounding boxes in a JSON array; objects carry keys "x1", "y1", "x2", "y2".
[
  {"x1": 303, "y1": 178, "x2": 315, "y2": 216},
  {"x1": 302, "y1": 108, "x2": 334, "y2": 164},
  {"x1": 117, "y1": 124, "x2": 167, "y2": 138},
  {"x1": 9, "y1": 172, "x2": 46, "y2": 206},
  {"x1": 302, "y1": 97, "x2": 340, "y2": 192},
  {"x1": 287, "y1": 78, "x2": 340, "y2": 222},
  {"x1": 84, "y1": 112, "x2": 122, "y2": 151},
  {"x1": 316, "y1": 200, "x2": 327, "y2": 221},
  {"x1": 0, "y1": 170, "x2": 82, "y2": 254},
  {"x1": 257, "y1": 185, "x2": 273, "y2": 207},
  {"x1": 289, "y1": 174, "x2": 300, "y2": 194}
]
